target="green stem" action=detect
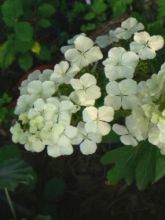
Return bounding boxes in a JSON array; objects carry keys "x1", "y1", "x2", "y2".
[{"x1": 4, "y1": 188, "x2": 17, "y2": 220}]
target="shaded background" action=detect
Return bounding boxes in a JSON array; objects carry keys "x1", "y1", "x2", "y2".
[{"x1": 0, "y1": 0, "x2": 165, "y2": 219}]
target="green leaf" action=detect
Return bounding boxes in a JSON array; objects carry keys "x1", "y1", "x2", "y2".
[
  {"x1": 102, "y1": 130, "x2": 120, "y2": 144},
  {"x1": 135, "y1": 144, "x2": 156, "y2": 190},
  {"x1": 101, "y1": 142, "x2": 161, "y2": 190},
  {"x1": 158, "y1": 0, "x2": 165, "y2": 18},
  {"x1": 37, "y1": 46, "x2": 51, "y2": 61},
  {"x1": 147, "y1": 19, "x2": 164, "y2": 35},
  {"x1": 101, "y1": 146, "x2": 137, "y2": 184},
  {"x1": 34, "y1": 215, "x2": 52, "y2": 220},
  {"x1": 0, "y1": 158, "x2": 34, "y2": 191},
  {"x1": 84, "y1": 12, "x2": 95, "y2": 20},
  {"x1": 1, "y1": 0, "x2": 23, "y2": 27},
  {"x1": 13, "y1": 38, "x2": 34, "y2": 53},
  {"x1": 0, "y1": 144, "x2": 21, "y2": 163},
  {"x1": 18, "y1": 53, "x2": 33, "y2": 71},
  {"x1": 15, "y1": 22, "x2": 33, "y2": 42},
  {"x1": 38, "y1": 3, "x2": 55, "y2": 17},
  {"x1": 81, "y1": 23, "x2": 96, "y2": 32},
  {"x1": 38, "y1": 19, "x2": 52, "y2": 28},
  {"x1": 154, "y1": 152, "x2": 165, "y2": 182},
  {"x1": 44, "y1": 177, "x2": 65, "y2": 201},
  {"x1": 92, "y1": 0, "x2": 107, "y2": 14},
  {"x1": 0, "y1": 39, "x2": 15, "y2": 69},
  {"x1": 110, "y1": 0, "x2": 132, "y2": 17}
]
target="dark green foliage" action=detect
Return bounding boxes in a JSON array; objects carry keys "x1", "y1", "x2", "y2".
[
  {"x1": 0, "y1": 93, "x2": 13, "y2": 124},
  {"x1": 101, "y1": 142, "x2": 165, "y2": 190},
  {"x1": 0, "y1": 145, "x2": 34, "y2": 191}
]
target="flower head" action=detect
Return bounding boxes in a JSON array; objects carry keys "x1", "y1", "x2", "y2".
[
  {"x1": 130, "y1": 31, "x2": 164, "y2": 60},
  {"x1": 64, "y1": 35, "x2": 103, "y2": 68},
  {"x1": 103, "y1": 47, "x2": 139, "y2": 81}
]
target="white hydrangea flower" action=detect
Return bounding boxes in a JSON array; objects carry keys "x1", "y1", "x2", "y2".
[
  {"x1": 15, "y1": 94, "x2": 37, "y2": 115},
  {"x1": 60, "y1": 33, "x2": 86, "y2": 53},
  {"x1": 25, "y1": 134, "x2": 45, "y2": 152},
  {"x1": 72, "y1": 122, "x2": 102, "y2": 155},
  {"x1": 50, "y1": 61, "x2": 80, "y2": 84},
  {"x1": 39, "y1": 69, "x2": 53, "y2": 82},
  {"x1": 96, "y1": 30, "x2": 120, "y2": 48},
  {"x1": 27, "y1": 80, "x2": 57, "y2": 99},
  {"x1": 104, "y1": 79, "x2": 139, "y2": 110},
  {"x1": 19, "y1": 69, "x2": 54, "y2": 95},
  {"x1": 70, "y1": 73, "x2": 101, "y2": 106},
  {"x1": 130, "y1": 31, "x2": 164, "y2": 60},
  {"x1": 112, "y1": 122, "x2": 138, "y2": 147},
  {"x1": 103, "y1": 47, "x2": 139, "y2": 81},
  {"x1": 47, "y1": 125, "x2": 78, "y2": 157},
  {"x1": 10, "y1": 122, "x2": 28, "y2": 144},
  {"x1": 83, "y1": 106, "x2": 114, "y2": 136},
  {"x1": 64, "y1": 35, "x2": 103, "y2": 68},
  {"x1": 137, "y1": 81, "x2": 152, "y2": 105},
  {"x1": 19, "y1": 70, "x2": 41, "y2": 95},
  {"x1": 161, "y1": 62, "x2": 165, "y2": 70},
  {"x1": 115, "y1": 17, "x2": 144, "y2": 40}
]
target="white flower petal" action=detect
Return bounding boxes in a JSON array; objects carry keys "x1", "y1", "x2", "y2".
[
  {"x1": 74, "y1": 35, "x2": 94, "y2": 52},
  {"x1": 97, "y1": 121, "x2": 111, "y2": 136},
  {"x1": 148, "y1": 35, "x2": 164, "y2": 51},
  {"x1": 80, "y1": 73, "x2": 96, "y2": 87},
  {"x1": 98, "y1": 106, "x2": 114, "y2": 122},
  {"x1": 80, "y1": 139, "x2": 97, "y2": 155},
  {"x1": 112, "y1": 124, "x2": 128, "y2": 135},
  {"x1": 83, "y1": 106, "x2": 97, "y2": 122},
  {"x1": 120, "y1": 135, "x2": 138, "y2": 146}
]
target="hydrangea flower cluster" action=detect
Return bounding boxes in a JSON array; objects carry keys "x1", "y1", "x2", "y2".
[{"x1": 11, "y1": 17, "x2": 165, "y2": 157}]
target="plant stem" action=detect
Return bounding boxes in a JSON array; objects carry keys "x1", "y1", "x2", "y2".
[{"x1": 4, "y1": 188, "x2": 17, "y2": 220}]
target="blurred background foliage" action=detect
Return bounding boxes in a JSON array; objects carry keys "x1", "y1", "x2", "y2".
[
  {"x1": 0, "y1": 0, "x2": 165, "y2": 219},
  {"x1": 0, "y1": 0, "x2": 165, "y2": 72}
]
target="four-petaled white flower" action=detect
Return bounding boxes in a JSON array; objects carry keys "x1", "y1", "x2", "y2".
[
  {"x1": 83, "y1": 106, "x2": 114, "y2": 136},
  {"x1": 130, "y1": 31, "x2": 164, "y2": 60},
  {"x1": 70, "y1": 73, "x2": 101, "y2": 106},
  {"x1": 96, "y1": 30, "x2": 120, "y2": 48},
  {"x1": 47, "y1": 124, "x2": 78, "y2": 157},
  {"x1": 27, "y1": 80, "x2": 57, "y2": 99},
  {"x1": 15, "y1": 94, "x2": 37, "y2": 115},
  {"x1": 103, "y1": 47, "x2": 139, "y2": 81},
  {"x1": 60, "y1": 33, "x2": 86, "y2": 53},
  {"x1": 115, "y1": 17, "x2": 144, "y2": 40},
  {"x1": 112, "y1": 121, "x2": 138, "y2": 147},
  {"x1": 104, "y1": 79, "x2": 139, "y2": 110},
  {"x1": 64, "y1": 35, "x2": 103, "y2": 68},
  {"x1": 50, "y1": 61, "x2": 80, "y2": 84},
  {"x1": 72, "y1": 122, "x2": 102, "y2": 155}
]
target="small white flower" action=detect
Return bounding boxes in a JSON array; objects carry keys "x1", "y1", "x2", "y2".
[
  {"x1": 130, "y1": 31, "x2": 164, "y2": 60},
  {"x1": 96, "y1": 30, "x2": 119, "y2": 48},
  {"x1": 65, "y1": 35, "x2": 103, "y2": 68},
  {"x1": 103, "y1": 47, "x2": 139, "y2": 81},
  {"x1": 47, "y1": 125, "x2": 78, "y2": 157},
  {"x1": 60, "y1": 33, "x2": 86, "y2": 53},
  {"x1": 104, "y1": 79, "x2": 139, "y2": 110},
  {"x1": 39, "y1": 69, "x2": 53, "y2": 82},
  {"x1": 25, "y1": 134, "x2": 45, "y2": 152},
  {"x1": 19, "y1": 70, "x2": 41, "y2": 95},
  {"x1": 115, "y1": 17, "x2": 144, "y2": 40},
  {"x1": 112, "y1": 122, "x2": 138, "y2": 147},
  {"x1": 70, "y1": 73, "x2": 101, "y2": 106},
  {"x1": 72, "y1": 122, "x2": 102, "y2": 155},
  {"x1": 15, "y1": 94, "x2": 37, "y2": 115},
  {"x1": 83, "y1": 106, "x2": 114, "y2": 136},
  {"x1": 10, "y1": 122, "x2": 28, "y2": 144},
  {"x1": 27, "y1": 80, "x2": 56, "y2": 99},
  {"x1": 50, "y1": 61, "x2": 80, "y2": 84}
]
